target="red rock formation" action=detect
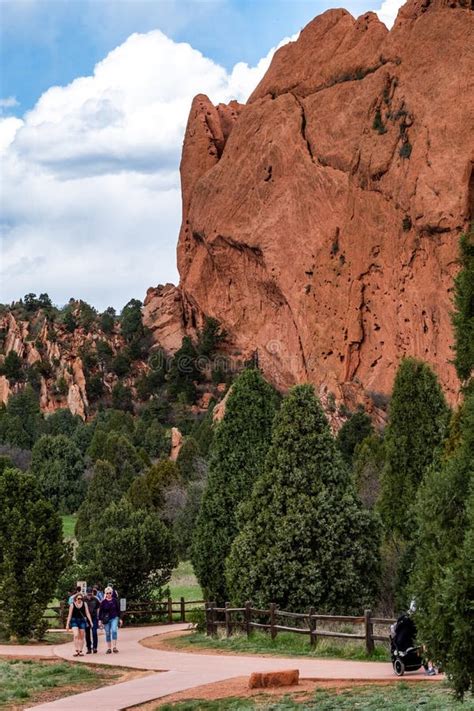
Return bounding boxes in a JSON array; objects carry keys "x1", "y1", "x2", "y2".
[
  {"x1": 169, "y1": 427, "x2": 184, "y2": 461},
  {"x1": 168, "y1": 0, "x2": 474, "y2": 407}
]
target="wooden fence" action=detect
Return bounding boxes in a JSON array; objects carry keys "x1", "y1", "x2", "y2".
[
  {"x1": 205, "y1": 602, "x2": 395, "y2": 655},
  {"x1": 44, "y1": 597, "x2": 205, "y2": 628}
]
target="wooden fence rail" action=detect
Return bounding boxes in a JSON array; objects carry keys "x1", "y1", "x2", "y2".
[
  {"x1": 44, "y1": 597, "x2": 205, "y2": 628},
  {"x1": 205, "y1": 602, "x2": 396, "y2": 655}
]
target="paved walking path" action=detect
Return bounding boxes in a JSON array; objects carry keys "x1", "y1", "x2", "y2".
[{"x1": 0, "y1": 624, "x2": 439, "y2": 711}]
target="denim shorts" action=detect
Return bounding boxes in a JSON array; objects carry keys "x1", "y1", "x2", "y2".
[{"x1": 70, "y1": 619, "x2": 87, "y2": 630}]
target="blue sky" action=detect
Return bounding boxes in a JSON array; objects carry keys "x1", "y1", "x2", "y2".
[
  {"x1": 1, "y1": 0, "x2": 378, "y2": 116},
  {"x1": 0, "y1": 0, "x2": 398, "y2": 310}
]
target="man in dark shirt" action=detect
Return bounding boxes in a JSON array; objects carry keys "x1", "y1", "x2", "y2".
[{"x1": 84, "y1": 587, "x2": 100, "y2": 653}]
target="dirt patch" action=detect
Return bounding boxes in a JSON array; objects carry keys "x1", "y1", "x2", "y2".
[{"x1": 129, "y1": 677, "x2": 407, "y2": 710}]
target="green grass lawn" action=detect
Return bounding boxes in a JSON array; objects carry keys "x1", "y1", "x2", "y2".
[
  {"x1": 61, "y1": 515, "x2": 77, "y2": 541},
  {"x1": 158, "y1": 683, "x2": 474, "y2": 710},
  {"x1": 168, "y1": 561, "x2": 203, "y2": 602},
  {"x1": 0, "y1": 659, "x2": 119, "y2": 708},
  {"x1": 162, "y1": 630, "x2": 390, "y2": 662}
]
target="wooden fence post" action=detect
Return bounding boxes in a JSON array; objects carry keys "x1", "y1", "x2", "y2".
[
  {"x1": 180, "y1": 596, "x2": 185, "y2": 623},
  {"x1": 364, "y1": 609, "x2": 374, "y2": 655},
  {"x1": 205, "y1": 602, "x2": 211, "y2": 636},
  {"x1": 60, "y1": 601, "x2": 67, "y2": 629},
  {"x1": 225, "y1": 602, "x2": 231, "y2": 638},
  {"x1": 211, "y1": 601, "x2": 217, "y2": 637},
  {"x1": 270, "y1": 602, "x2": 277, "y2": 641},
  {"x1": 167, "y1": 596, "x2": 173, "y2": 623},
  {"x1": 309, "y1": 607, "x2": 317, "y2": 648},
  {"x1": 245, "y1": 601, "x2": 251, "y2": 639}
]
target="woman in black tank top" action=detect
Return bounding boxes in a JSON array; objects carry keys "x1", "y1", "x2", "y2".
[{"x1": 66, "y1": 593, "x2": 93, "y2": 656}]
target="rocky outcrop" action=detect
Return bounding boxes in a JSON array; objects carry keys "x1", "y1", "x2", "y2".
[
  {"x1": 1, "y1": 309, "x2": 126, "y2": 419},
  {"x1": 168, "y1": 0, "x2": 474, "y2": 407},
  {"x1": 169, "y1": 427, "x2": 184, "y2": 461},
  {"x1": 0, "y1": 376, "x2": 11, "y2": 406},
  {"x1": 143, "y1": 284, "x2": 191, "y2": 352}
]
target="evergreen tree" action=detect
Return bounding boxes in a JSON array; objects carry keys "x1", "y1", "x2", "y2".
[
  {"x1": 225, "y1": 385, "x2": 380, "y2": 613},
  {"x1": 353, "y1": 434, "x2": 385, "y2": 509},
  {"x1": 143, "y1": 420, "x2": 168, "y2": 458},
  {"x1": 0, "y1": 387, "x2": 42, "y2": 448},
  {"x1": 173, "y1": 480, "x2": 206, "y2": 559},
  {"x1": 111, "y1": 382, "x2": 133, "y2": 412},
  {"x1": 192, "y1": 369, "x2": 279, "y2": 602},
  {"x1": 120, "y1": 299, "x2": 144, "y2": 342},
  {"x1": 100, "y1": 432, "x2": 143, "y2": 489},
  {"x1": 176, "y1": 436, "x2": 204, "y2": 482},
  {"x1": 0, "y1": 351, "x2": 24, "y2": 383},
  {"x1": 77, "y1": 498, "x2": 176, "y2": 600},
  {"x1": 0, "y1": 468, "x2": 69, "y2": 639},
  {"x1": 190, "y1": 408, "x2": 215, "y2": 456},
  {"x1": 378, "y1": 358, "x2": 449, "y2": 536},
  {"x1": 31, "y1": 434, "x2": 86, "y2": 513},
  {"x1": 43, "y1": 408, "x2": 82, "y2": 437},
  {"x1": 167, "y1": 336, "x2": 200, "y2": 403},
  {"x1": 451, "y1": 227, "x2": 474, "y2": 383},
  {"x1": 128, "y1": 461, "x2": 180, "y2": 512},
  {"x1": 336, "y1": 410, "x2": 374, "y2": 466},
  {"x1": 411, "y1": 391, "x2": 474, "y2": 698},
  {"x1": 75, "y1": 461, "x2": 123, "y2": 539}
]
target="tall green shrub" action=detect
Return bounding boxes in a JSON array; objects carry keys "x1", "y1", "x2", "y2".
[
  {"x1": 0, "y1": 468, "x2": 69, "y2": 639},
  {"x1": 378, "y1": 358, "x2": 449, "y2": 536},
  {"x1": 77, "y1": 498, "x2": 176, "y2": 600},
  {"x1": 75, "y1": 460, "x2": 123, "y2": 540},
  {"x1": 336, "y1": 410, "x2": 373, "y2": 466},
  {"x1": 410, "y1": 391, "x2": 474, "y2": 698},
  {"x1": 31, "y1": 434, "x2": 86, "y2": 513},
  {"x1": 191, "y1": 369, "x2": 279, "y2": 602},
  {"x1": 225, "y1": 385, "x2": 380, "y2": 613},
  {"x1": 451, "y1": 227, "x2": 474, "y2": 383}
]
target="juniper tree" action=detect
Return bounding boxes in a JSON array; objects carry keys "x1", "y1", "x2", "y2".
[
  {"x1": 225, "y1": 385, "x2": 380, "y2": 613},
  {"x1": 191, "y1": 369, "x2": 279, "y2": 602},
  {"x1": 353, "y1": 434, "x2": 385, "y2": 510},
  {"x1": 31, "y1": 434, "x2": 86, "y2": 513},
  {"x1": 77, "y1": 498, "x2": 176, "y2": 600},
  {"x1": 410, "y1": 391, "x2": 474, "y2": 698},
  {"x1": 0, "y1": 468, "x2": 69, "y2": 639},
  {"x1": 451, "y1": 227, "x2": 474, "y2": 383},
  {"x1": 336, "y1": 410, "x2": 374, "y2": 467},
  {"x1": 378, "y1": 358, "x2": 449, "y2": 537},
  {"x1": 75, "y1": 460, "x2": 123, "y2": 540}
]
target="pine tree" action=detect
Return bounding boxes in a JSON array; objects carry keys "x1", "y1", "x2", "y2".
[
  {"x1": 378, "y1": 358, "x2": 449, "y2": 536},
  {"x1": 410, "y1": 391, "x2": 474, "y2": 698},
  {"x1": 0, "y1": 468, "x2": 69, "y2": 639},
  {"x1": 191, "y1": 369, "x2": 279, "y2": 602},
  {"x1": 452, "y1": 227, "x2": 474, "y2": 383},
  {"x1": 225, "y1": 385, "x2": 380, "y2": 613}
]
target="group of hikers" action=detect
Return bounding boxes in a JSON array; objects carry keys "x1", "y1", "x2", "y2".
[{"x1": 65, "y1": 584, "x2": 122, "y2": 656}]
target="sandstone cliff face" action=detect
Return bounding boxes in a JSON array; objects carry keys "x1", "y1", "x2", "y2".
[{"x1": 171, "y1": 0, "x2": 474, "y2": 407}]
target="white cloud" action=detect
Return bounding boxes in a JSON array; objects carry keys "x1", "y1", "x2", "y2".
[
  {"x1": 0, "y1": 29, "x2": 294, "y2": 310},
  {"x1": 375, "y1": 0, "x2": 404, "y2": 28},
  {"x1": 0, "y1": 96, "x2": 19, "y2": 112}
]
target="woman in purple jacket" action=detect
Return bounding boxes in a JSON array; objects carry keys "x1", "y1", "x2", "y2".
[{"x1": 98, "y1": 586, "x2": 122, "y2": 653}]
